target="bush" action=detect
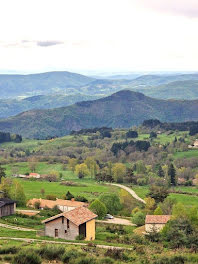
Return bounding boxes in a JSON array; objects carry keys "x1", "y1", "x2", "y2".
[
  {"x1": 13, "y1": 250, "x2": 41, "y2": 264},
  {"x1": 131, "y1": 211, "x2": 145, "y2": 226},
  {"x1": 75, "y1": 257, "x2": 97, "y2": 264},
  {"x1": 153, "y1": 255, "x2": 186, "y2": 264},
  {"x1": 98, "y1": 257, "x2": 114, "y2": 264},
  {"x1": 45, "y1": 194, "x2": 56, "y2": 200},
  {"x1": 62, "y1": 249, "x2": 82, "y2": 263},
  {"x1": 89, "y1": 199, "x2": 107, "y2": 219},
  {"x1": 0, "y1": 245, "x2": 19, "y2": 254},
  {"x1": 38, "y1": 245, "x2": 65, "y2": 260}
]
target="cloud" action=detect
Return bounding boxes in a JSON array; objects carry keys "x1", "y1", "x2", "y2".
[
  {"x1": 36, "y1": 40, "x2": 64, "y2": 47},
  {"x1": 138, "y1": 0, "x2": 198, "y2": 18}
]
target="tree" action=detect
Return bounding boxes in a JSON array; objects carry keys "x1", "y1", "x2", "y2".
[
  {"x1": 148, "y1": 185, "x2": 169, "y2": 203},
  {"x1": 157, "y1": 165, "x2": 165, "y2": 178},
  {"x1": 99, "y1": 193, "x2": 122, "y2": 215},
  {"x1": 68, "y1": 158, "x2": 78, "y2": 172},
  {"x1": 159, "y1": 197, "x2": 176, "y2": 215},
  {"x1": 168, "y1": 163, "x2": 177, "y2": 186},
  {"x1": 28, "y1": 158, "x2": 37, "y2": 172},
  {"x1": 132, "y1": 211, "x2": 145, "y2": 226},
  {"x1": 144, "y1": 197, "x2": 155, "y2": 213},
  {"x1": 0, "y1": 166, "x2": 6, "y2": 183},
  {"x1": 75, "y1": 163, "x2": 89, "y2": 179},
  {"x1": 89, "y1": 199, "x2": 107, "y2": 219},
  {"x1": 66, "y1": 191, "x2": 74, "y2": 200},
  {"x1": 112, "y1": 163, "x2": 126, "y2": 183},
  {"x1": 124, "y1": 168, "x2": 136, "y2": 184},
  {"x1": 126, "y1": 130, "x2": 138, "y2": 138},
  {"x1": 0, "y1": 178, "x2": 12, "y2": 198},
  {"x1": 11, "y1": 181, "x2": 26, "y2": 207},
  {"x1": 150, "y1": 131, "x2": 157, "y2": 138},
  {"x1": 40, "y1": 188, "x2": 45, "y2": 197},
  {"x1": 154, "y1": 206, "x2": 163, "y2": 215},
  {"x1": 85, "y1": 157, "x2": 99, "y2": 178}
]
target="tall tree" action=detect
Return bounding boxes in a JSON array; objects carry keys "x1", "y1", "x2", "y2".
[
  {"x1": 168, "y1": 163, "x2": 177, "y2": 186},
  {"x1": 157, "y1": 165, "x2": 165, "y2": 178},
  {"x1": 0, "y1": 166, "x2": 6, "y2": 183}
]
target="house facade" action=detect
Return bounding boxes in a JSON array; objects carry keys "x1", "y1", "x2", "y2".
[
  {"x1": 42, "y1": 207, "x2": 97, "y2": 241},
  {"x1": 145, "y1": 215, "x2": 171, "y2": 233},
  {"x1": 27, "y1": 198, "x2": 88, "y2": 212},
  {"x1": 0, "y1": 198, "x2": 16, "y2": 218}
]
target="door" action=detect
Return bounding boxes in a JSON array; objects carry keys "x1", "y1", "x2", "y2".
[{"x1": 55, "y1": 229, "x2": 58, "y2": 237}]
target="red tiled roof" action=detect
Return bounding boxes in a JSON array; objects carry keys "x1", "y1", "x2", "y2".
[
  {"x1": 29, "y1": 173, "x2": 40, "y2": 176},
  {"x1": 145, "y1": 215, "x2": 171, "y2": 224},
  {"x1": 63, "y1": 206, "x2": 97, "y2": 226},
  {"x1": 43, "y1": 207, "x2": 97, "y2": 226}
]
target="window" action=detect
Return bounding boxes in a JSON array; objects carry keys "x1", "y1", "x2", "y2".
[
  {"x1": 67, "y1": 219, "x2": 70, "y2": 229},
  {"x1": 62, "y1": 217, "x2": 64, "y2": 224},
  {"x1": 65, "y1": 230, "x2": 67, "y2": 233}
]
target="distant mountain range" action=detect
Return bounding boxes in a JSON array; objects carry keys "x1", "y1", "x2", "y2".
[
  {"x1": 1, "y1": 71, "x2": 198, "y2": 119},
  {"x1": 0, "y1": 90, "x2": 198, "y2": 139},
  {"x1": 0, "y1": 94, "x2": 101, "y2": 118}
]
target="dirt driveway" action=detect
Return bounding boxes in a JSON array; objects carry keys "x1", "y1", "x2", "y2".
[{"x1": 97, "y1": 217, "x2": 136, "y2": 226}]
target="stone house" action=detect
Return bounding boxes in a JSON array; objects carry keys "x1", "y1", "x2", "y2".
[
  {"x1": 42, "y1": 206, "x2": 97, "y2": 241},
  {"x1": 145, "y1": 215, "x2": 171, "y2": 233},
  {"x1": 27, "y1": 198, "x2": 88, "y2": 212},
  {"x1": 0, "y1": 198, "x2": 16, "y2": 218}
]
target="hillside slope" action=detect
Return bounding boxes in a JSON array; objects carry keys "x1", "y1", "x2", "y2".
[
  {"x1": 0, "y1": 90, "x2": 198, "y2": 138},
  {"x1": 0, "y1": 71, "x2": 94, "y2": 98},
  {"x1": 136, "y1": 80, "x2": 198, "y2": 100}
]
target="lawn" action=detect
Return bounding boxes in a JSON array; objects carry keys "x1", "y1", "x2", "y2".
[
  {"x1": 174, "y1": 149, "x2": 198, "y2": 159},
  {"x1": 17, "y1": 178, "x2": 118, "y2": 201}
]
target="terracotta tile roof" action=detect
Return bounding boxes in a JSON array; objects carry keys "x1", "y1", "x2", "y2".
[
  {"x1": 63, "y1": 207, "x2": 97, "y2": 226},
  {"x1": 55, "y1": 199, "x2": 88, "y2": 207},
  {"x1": 42, "y1": 207, "x2": 97, "y2": 226},
  {"x1": 29, "y1": 173, "x2": 40, "y2": 176},
  {"x1": 145, "y1": 215, "x2": 171, "y2": 224}
]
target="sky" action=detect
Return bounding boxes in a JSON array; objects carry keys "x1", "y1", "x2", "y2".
[{"x1": 0, "y1": 0, "x2": 198, "y2": 75}]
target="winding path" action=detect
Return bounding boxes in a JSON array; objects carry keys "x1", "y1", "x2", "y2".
[{"x1": 109, "y1": 183, "x2": 146, "y2": 204}]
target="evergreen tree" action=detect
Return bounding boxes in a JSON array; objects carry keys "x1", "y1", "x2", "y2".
[
  {"x1": 157, "y1": 165, "x2": 165, "y2": 178},
  {"x1": 168, "y1": 163, "x2": 177, "y2": 186},
  {"x1": 0, "y1": 166, "x2": 6, "y2": 183}
]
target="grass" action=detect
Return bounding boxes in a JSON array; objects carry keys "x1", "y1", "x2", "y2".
[
  {"x1": 17, "y1": 178, "x2": 118, "y2": 200},
  {"x1": 169, "y1": 193, "x2": 198, "y2": 206},
  {"x1": 174, "y1": 149, "x2": 198, "y2": 159}
]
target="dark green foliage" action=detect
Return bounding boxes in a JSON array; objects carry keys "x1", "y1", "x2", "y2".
[
  {"x1": 66, "y1": 191, "x2": 74, "y2": 200},
  {"x1": 75, "y1": 196, "x2": 88, "y2": 202},
  {"x1": 0, "y1": 246, "x2": 19, "y2": 255},
  {"x1": 38, "y1": 245, "x2": 65, "y2": 260},
  {"x1": 126, "y1": 130, "x2": 138, "y2": 138},
  {"x1": 153, "y1": 255, "x2": 186, "y2": 264},
  {"x1": 124, "y1": 168, "x2": 136, "y2": 184},
  {"x1": 99, "y1": 193, "x2": 122, "y2": 215},
  {"x1": 148, "y1": 185, "x2": 169, "y2": 203},
  {"x1": 0, "y1": 165, "x2": 6, "y2": 183},
  {"x1": 111, "y1": 140, "x2": 150, "y2": 156},
  {"x1": 189, "y1": 125, "x2": 198, "y2": 136},
  {"x1": 168, "y1": 163, "x2": 177, "y2": 186},
  {"x1": 13, "y1": 250, "x2": 41, "y2": 264},
  {"x1": 62, "y1": 249, "x2": 82, "y2": 263},
  {"x1": 150, "y1": 131, "x2": 157, "y2": 138},
  {"x1": 0, "y1": 131, "x2": 22, "y2": 143}
]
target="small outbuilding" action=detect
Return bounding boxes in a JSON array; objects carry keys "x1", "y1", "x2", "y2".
[
  {"x1": 42, "y1": 206, "x2": 97, "y2": 241},
  {"x1": 0, "y1": 198, "x2": 16, "y2": 218},
  {"x1": 145, "y1": 215, "x2": 171, "y2": 233}
]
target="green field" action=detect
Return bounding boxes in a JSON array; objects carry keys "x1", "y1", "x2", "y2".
[
  {"x1": 17, "y1": 178, "x2": 118, "y2": 201},
  {"x1": 174, "y1": 149, "x2": 198, "y2": 159}
]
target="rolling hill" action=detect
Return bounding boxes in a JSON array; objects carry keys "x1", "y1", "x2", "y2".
[
  {"x1": 0, "y1": 71, "x2": 94, "y2": 98},
  {"x1": 0, "y1": 90, "x2": 198, "y2": 139},
  {"x1": 134, "y1": 80, "x2": 198, "y2": 100},
  {"x1": 0, "y1": 93, "x2": 101, "y2": 118}
]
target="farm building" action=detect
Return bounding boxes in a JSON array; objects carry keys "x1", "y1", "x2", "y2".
[
  {"x1": 145, "y1": 215, "x2": 171, "y2": 233},
  {"x1": 27, "y1": 198, "x2": 88, "y2": 212},
  {"x1": 28, "y1": 173, "x2": 40, "y2": 179},
  {"x1": 0, "y1": 198, "x2": 16, "y2": 218},
  {"x1": 42, "y1": 206, "x2": 97, "y2": 241}
]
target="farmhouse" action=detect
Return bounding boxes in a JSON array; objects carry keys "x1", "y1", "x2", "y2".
[
  {"x1": 145, "y1": 215, "x2": 171, "y2": 233},
  {"x1": 42, "y1": 206, "x2": 97, "y2": 241},
  {"x1": 0, "y1": 198, "x2": 16, "y2": 218},
  {"x1": 28, "y1": 173, "x2": 40, "y2": 179},
  {"x1": 27, "y1": 198, "x2": 88, "y2": 212}
]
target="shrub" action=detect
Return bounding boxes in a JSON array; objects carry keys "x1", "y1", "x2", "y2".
[
  {"x1": 98, "y1": 257, "x2": 114, "y2": 264},
  {"x1": 38, "y1": 245, "x2": 65, "y2": 260},
  {"x1": 62, "y1": 249, "x2": 82, "y2": 263},
  {"x1": 45, "y1": 194, "x2": 56, "y2": 200},
  {"x1": 0, "y1": 245, "x2": 19, "y2": 254},
  {"x1": 132, "y1": 211, "x2": 145, "y2": 226},
  {"x1": 13, "y1": 250, "x2": 41, "y2": 264},
  {"x1": 89, "y1": 199, "x2": 107, "y2": 219},
  {"x1": 75, "y1": 257, "x2": 96, "y2": 264},
  {"x1": 153, "y1": 255, "x2": 186, "y2": 264}
]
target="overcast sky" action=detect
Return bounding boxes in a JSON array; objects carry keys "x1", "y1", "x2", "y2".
[{"x1": 0, "y1": 0, "x2": 198, "y2": 74}]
